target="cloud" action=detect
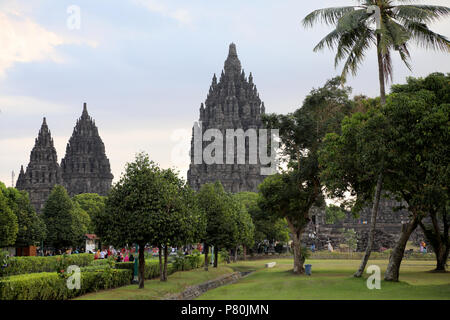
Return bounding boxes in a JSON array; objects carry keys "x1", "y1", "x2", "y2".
[
  {"x1": 132, "y1": 0, "x2": 193, "y2": 25},
  {"x1": 0, "y1": 10, "x2": 66, "y2": 77},
  {"x1": 0, "y1": 8, "x2": 98, "y2": 78},
  {"x1": 0, "y1": 95, "x2": 70, "y2": 117}
]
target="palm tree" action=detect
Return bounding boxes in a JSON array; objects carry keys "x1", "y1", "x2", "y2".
[
  {"x1": 303, "y1": 1, "x2": 450, "y2": 279},
  {"x1": 303, "y1": 1, "x2": 449, "y2": 104}
]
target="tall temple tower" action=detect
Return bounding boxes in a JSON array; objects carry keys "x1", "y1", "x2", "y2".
[
  {"x1": 16, "y1": 118, "x2": 62, "y2": 212},
  {"x1": 187, "y1": 43, "x2": 266, "y2": 193},
  {"x1": 60, "y1": 103, "x2": 113, "y2": 196}
]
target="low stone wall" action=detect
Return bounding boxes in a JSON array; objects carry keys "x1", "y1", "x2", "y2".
[{"x1": 165, "y1": 272, "x2": 244, "y2": 300}]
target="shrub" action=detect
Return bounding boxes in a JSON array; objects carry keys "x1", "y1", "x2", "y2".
[
  {"x1": 0, "y1": 253, "x2": 94, "y2": 277},
  {"x1": 90, "y1": 259, "x2": 110, "y2": 266},
  {"x1": 0, "y1": 269, "x2": 131, "y2": 300}
]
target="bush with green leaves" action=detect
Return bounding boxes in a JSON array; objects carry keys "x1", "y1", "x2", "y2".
[
  {"x1": 0, "y1": 253, "x2": 94, "y2": 277},
  {"x1": 0, "y1": 269, "x2": 131, "y2": 300}
]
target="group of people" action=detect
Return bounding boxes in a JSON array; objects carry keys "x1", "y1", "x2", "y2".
[
  {"x1": 93, "y1": 248, "x2": 135, "y2": 262},
  {"x1": 40, "y1": 248, "x2": 85, "y2": 256}
]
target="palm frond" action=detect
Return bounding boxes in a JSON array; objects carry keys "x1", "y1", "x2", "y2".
[
  {"x1": 382, "y1": 18, "x2": 411, "y2": 49},
  {"x1": 403, "y1": 20, "x2": 450, "y2": 52},
  {"x1": 337, "y1": 9, "x2": 370, "y2": 33},
  {"x1": 382, "y1": 49, "x2": 393, "y2": 83},
  {"x1": 397, "y1": 43, "x2": 412, "y2": 71},
  {"x1": 302, "y1": 7, "x2": 356, "y2": 28},
  {"x1": 338, "y1": 27, "x2": 375, "y2": 82},
  {"x1": 394, "y1": 5, "x2": 450, "y2": 23},
  {"x1": 313, "y1": 29, "x2": 341, "y2": 52}
]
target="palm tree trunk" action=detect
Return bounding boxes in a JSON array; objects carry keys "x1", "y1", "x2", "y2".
[
  {"x1": 354, "y1": 172, "x2": 383, "y2": 277},
  {"x1": 376, "y1": 34, "x2": 386, "y2": 105}
]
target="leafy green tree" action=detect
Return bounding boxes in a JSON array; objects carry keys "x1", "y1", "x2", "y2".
[
  {"x1": 3, "y1": 187, "x2": 46, "y2": 247},
  {"x1": 42, "y1": 185, "x2": 85, "y2": 251},
  {"x1": 261, "y1": 77, "x2": 352, "y2": 274},
  {"x1": 234, "y1": 192, "x2": 289, "y2": 254},
  {"x1": 152, "y1": 168, "x2": 206, "y2": 281},
  {"x1": 320, "y1": 107, "x2": 390, "y2": 277},
  {"x1": 72, "y1": 203, "x2": 91, "y2": 240},
  {"x1": 382, "y1": 73, "x2": 449, "y2": 278},
  {"x1": 303, "y1": 0, "x2": 450, "y2": 105},
  {"x1": 72, "y1": 193, "x2": 106, "y2": 234},
  {"x1": 258, "y1": 172, "x2": 316, "y2": 273},
  {"x1": 342, "y1": 228, "x2": 358, "y2": 255},
  {"x1": 304, "y1": 1, "x2": 449, "y2": 277},
  {"x1": 98, "y1": 152, "x2": 164, "y2": 288},
  {"x1": 325, "y1": 204, "x2": 347, "y2": 224},
  {"x1": 197, "y1": 181, "x2": 238, "y2": 269},
  {"x1": 230, "y1": 195, "x2": 254, "y2": 261},
  {"x1": 0, "y1": 182, "x2": 18, "y2": 247}
]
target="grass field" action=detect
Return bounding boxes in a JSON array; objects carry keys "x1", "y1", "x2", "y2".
[
  {"x1": 75, "y1": 265, "x2": 234, "y2": 300},
  {"x1": 198, "y1": 258, "x2": 450, "y2": 300},
  {"x1": 75, "y1": 258, "x2": 449, "y2": 300}
]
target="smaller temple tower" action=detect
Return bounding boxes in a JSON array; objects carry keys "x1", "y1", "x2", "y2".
[
  {"x1": 16, "y1": 117, "x2": 62, "y2": 212},
  {"x1": 60, "y1": 103, "x2": 113, "y2": 196}
]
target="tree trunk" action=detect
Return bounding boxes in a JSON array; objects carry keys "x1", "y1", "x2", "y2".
[
  {"x1": 354, "y1": 172, "x2": 383, "y2": 277},
  {"x1": 434, "y1": 243, "x2": 449, "y2": 271},
  {"x1": 287, "y1": 219, "x2": 305, "y2": 274},
  {"x1": 234, "y1": 245, "x2": 238, "y2": 262},
  {"x1": 243, "y1": 244, "x2": 247, "y2": 260},
  {"x1": 204, "y1": 244, "x2": 209, "y2": 271},
  {"x1": 376, "y1": 34, "x2": 386, "y2": 106},
  {"x1": 163, "y1": 245, "x2": 168, "y2": 281},
  {"x1": 158, "y1": 245, "x2": 163, "y2": 281},
  {"x1": 138, "y1": 244, "x2": 145, "y2": 289},
  {"x1": 214, "y1": 248, "x2": 218, "y2": 268},
  {"x1": 384, "y1": 215, "x2": 420, "y2": 281},
  {"x1": 420, "y1": 211, "x2": 449, "y2": 272}
]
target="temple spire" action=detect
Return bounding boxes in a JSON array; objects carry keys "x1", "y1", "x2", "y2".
[
  {"x1": 81, "y1": 102, "x2": 89, "y2": 119},
  {"x1": 224, "y1": 43, "x2": 241, "y2": 76},
  {"x1": 228, "y1": 43, "x2": 237, "y2": 57}
]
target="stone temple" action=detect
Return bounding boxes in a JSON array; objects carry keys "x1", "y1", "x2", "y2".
[
  {"x1": 15, "y1": 118, "x2": 62, "y2": 212},
  {"x1": 187, "y1": 43, "x2": 266, "y2": 193},
  {"x1": 186, "y1": 43, "x2": 421, "y2": 251},
  {"x1": 16, "y1": 103, "x2": 113, "y2": 212},
  {"x1": 60, "y1": 103, "x2": 113, "y2": 197}
]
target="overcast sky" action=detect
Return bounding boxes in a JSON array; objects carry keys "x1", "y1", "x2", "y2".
[{"x1": 0, "y1": 0, "x2": 449, "y2": 187}]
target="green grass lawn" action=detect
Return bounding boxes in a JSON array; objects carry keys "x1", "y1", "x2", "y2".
[
  {"x1": 75, "y1": 265, "x2": 234, "y2": 300},
  {"x1": 74, "y1": 258, "x2": 449, "y2": 300},
  {"x1": 198, "y1": 258, "x2": 450, "y2": 300}
]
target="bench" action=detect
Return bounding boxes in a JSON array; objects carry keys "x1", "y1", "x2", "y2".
[{"x1": 265, "y1": 262, "x2": 276, "y2": 268}]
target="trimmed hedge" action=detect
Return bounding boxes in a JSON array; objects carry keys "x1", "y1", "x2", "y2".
[
  {"x1": 0, "y1": 269, "x2": 131, "y2": 300},
  {"x1": 114, "y1": 254, "x2": 207, "y2": 281},
  {"x1": 0, "y1": 253, "x2": 224, "y2": 300},
  {"x1": 0, "y1": 254, "x2": 94, "y2": 277}
]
